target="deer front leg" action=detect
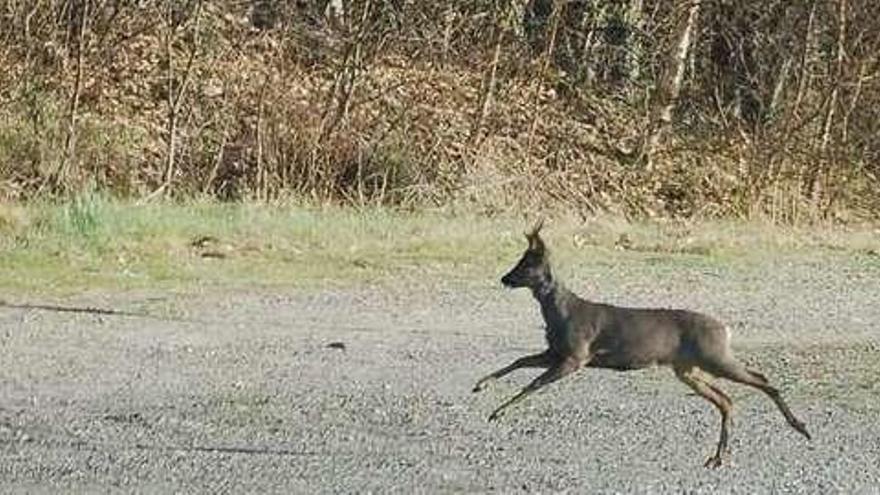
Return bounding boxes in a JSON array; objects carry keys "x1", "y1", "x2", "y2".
[
  {"x1": 487, "y1": 356, "x2": 582, "y2": 421},
  {"x1": 473, "y1": 350, "x2": 553, "y2": 393}
]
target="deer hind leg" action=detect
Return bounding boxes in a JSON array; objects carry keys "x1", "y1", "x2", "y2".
[
  {"x1": 487, "y1": 356, "x2": 581, "y2": 422},
  {"x1": 707, "y1": 359, "x2": 811, "y2": 440},
  {"x1": 675, "y1": 364, "x2": 733, "y2": 468},
  {"x1": 473, "y1": 350, "x2": 554, "y2": 393}
]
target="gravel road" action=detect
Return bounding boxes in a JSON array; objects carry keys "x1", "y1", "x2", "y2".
[{"x1": 2, "y1": 253, "x2": 879, "y2": 493}]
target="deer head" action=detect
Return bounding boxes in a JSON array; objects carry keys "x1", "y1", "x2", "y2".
[{"x1": 501, "y1": 219, "x2": 551, "y2": 290}]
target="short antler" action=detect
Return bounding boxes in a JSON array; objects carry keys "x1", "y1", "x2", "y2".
[
  {"x1": 526, "y1": 218, "x2": 545, "y2": 238},
  {"x1": 524, "y1": 218, "x2": 546, "y2": 253}
]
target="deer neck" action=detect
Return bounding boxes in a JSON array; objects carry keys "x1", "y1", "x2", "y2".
[{"x1": 533, "y1": 269, "x2": 573, "y2": 322}]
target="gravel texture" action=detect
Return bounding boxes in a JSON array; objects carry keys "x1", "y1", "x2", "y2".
[{"x1": 1, "y1": 253, "x2": 879, "y2": 493}]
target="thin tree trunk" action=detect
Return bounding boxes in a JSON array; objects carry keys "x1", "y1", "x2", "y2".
[
  {"x1": 469, "y1": 15, "x2": 504, "y2": 145},
  {"x1": 821, "y1": 0, "x2": 847, "y2": 154},
  {"x1": 441, "y1": 6, "x2": 455, "y2": 65},
  {"x1": 525, "y1": 0, "x2": 562, "y2": 158},
  {"x1": 841, "y1": 61, "x2": 866, "y2": 145},
  {"x1": 769, "y1": 58, "x2": 792, "y2": 118},
  {"x1": 815, "y1": 0, "x2": 847, "y2": 208},
  {"x1": 318, "y1": 0, "x2": 372, "y2": 143},
  {"x1": 793, "y1": 0, "x2": 818, "y2": 118},
  {"x1": 46, "y1": 0, "x2": 89, "y2": 194},
  {"x1": 162, "y1": 5, "x2": 176, "y2": 196},
  {"x1": 626, "y1": 0, "x2": 645, "y2": 82},
  {"x1": 147, "y1": 0, "x2": 203, "y2": 201},
  {"x1": 255, "y1": 75, "x2": 269, "y2": 201},
  {"x1": 640, "y1": 0, "x2": 701, "y2": 170},
  {"x1": 325, "y1": 0, "x2": 346, "y2": 28}
]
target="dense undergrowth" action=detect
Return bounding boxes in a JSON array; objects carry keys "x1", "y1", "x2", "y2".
[{"x1": 1, "y1": 1, "x2": 878, "y2": 222}]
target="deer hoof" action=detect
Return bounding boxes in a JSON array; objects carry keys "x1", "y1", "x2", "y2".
[
  {"x1": 795, "y1": 421, "x2": 812, "y2": 440},
  {"x1": 473, "y1": 378, "x2": 493, "y2": 393},
  {"x1": 703, "y1": 455, "x2": 724, "y2": 469}
]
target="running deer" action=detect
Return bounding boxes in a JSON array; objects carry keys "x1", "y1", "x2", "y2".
[{"x1": 473, "y1": 220, "x2": 811, "y2": 468}]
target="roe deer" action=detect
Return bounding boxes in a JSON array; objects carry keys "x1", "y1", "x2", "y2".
[{"x1": 473, "y1": 220, "x2": 811, "y2": 468}]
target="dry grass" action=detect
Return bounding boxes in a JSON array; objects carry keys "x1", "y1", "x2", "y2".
[{"x1": 0, "y1": 3, "x2": 876, "y2": 221}]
